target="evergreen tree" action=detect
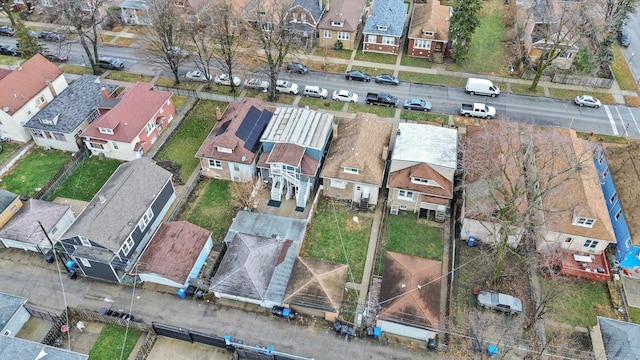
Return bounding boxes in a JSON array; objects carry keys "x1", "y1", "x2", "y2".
[{"x1": 448, "y1": 0, "x2": 483, "y2": 63}]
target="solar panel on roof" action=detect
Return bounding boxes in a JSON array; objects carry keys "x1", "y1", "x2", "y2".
[
  {"x1": 235, "y1": 106, "x2": 262, "y2": 140},
  {"x1": 216, "y1": 120, "x2": 231, "y2": 136},
  {"x1": 244, "y1": 110, "x2": 273, "y2": 152}
]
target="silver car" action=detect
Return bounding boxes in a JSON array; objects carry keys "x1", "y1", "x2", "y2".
[
  {"x1": 574, "y1": 95, "x2": 601, "y2": 108},
  {"x1": 244, "y1": 78, "x2": 270, "y2": 91},
  {"x1": 477, "y1": 291, "x2": 522, "y2": 315}
]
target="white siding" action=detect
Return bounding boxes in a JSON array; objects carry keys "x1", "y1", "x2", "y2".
[{"x1": 376, "y1": 319, "x2": 435, "y2": 341}]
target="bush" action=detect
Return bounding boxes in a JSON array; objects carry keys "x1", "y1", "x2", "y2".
[
  {"x1": 574, "y1": 43, "x2": 595, "y2": 75},
  {"x1": 334, "y1": 40, "x2": 343, "y2": 50}
]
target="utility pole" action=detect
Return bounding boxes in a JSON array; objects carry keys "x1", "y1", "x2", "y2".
[{"x1": 38, "y1": 220, "x2": 68, "y2": 272}]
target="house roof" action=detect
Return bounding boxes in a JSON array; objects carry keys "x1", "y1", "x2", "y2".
[
  {"x1": 290, "y1": 0, "x2": 324, "y2": 25},
  {"x1": 0, "y1": 68, "x2": 12, "y2": 81},
  {"x1": 377, "y1": 252, "x2": 441, "y2": 330},
  {"x1": 0, "y1": 336, "x2": 88, "y2": 360},
  {"x1": 408, "y1": 1, "x2": 451, "y2": 42},
  {"x1": 119, "y1": 0, "x2": 149, "y2": 10},
  {"x1": 62, "y1": 158, "x2": 173, "y2": 252},
  {"x1": 0, "y1": 54, "x2": 64, "y2": 116},
  {"x1": 196, "y1": 98, "x2": 274, "y2": 165},
  {"x1": 317, "y1": 0, "x2": 365, "y2": 32},
  {"x1": 24, "y1": 75, "x2": 118, "y2": 133},
  {"x1": 136, "y1": 221, "x2": 211, "y2": 284},
  {"x1": 391, "y1": 123, "x2": 457, "y2": 169},
  {"x1": 82, "y1": 82, "x2": 172, "y2": 143},
  {"x1": 0, "y1": 292, "x2": 27, "y2": 328},
  {"x1": 596, "y1": 317, "x2": 640, "y2": 359},
  {"x1": 283, "y1": 257, "x2": 349, "y2": 312},
  {"x1": 362, "y1": 0, "x2": 407, "y2": 37},
  {"x1": 0, "y1": 189, "x2": 18, "y2": 213},
  {"x1": 258, "y1": 146, "x2": 319, "y2": 176},
  {"x1": 211, "y1": 211, "x2": 307, "y2": 303},
  {"x1": 388, "y1": 162, "x2": 453, "y2": 198},
  {"x1": 0, "y1": 199, "x2": 70, "y2": 245},
  {"x1": 321, "y1": 113, "x2": 392, "y2": 186},
  {"x1": 260, "y1": 107, "x2": 334, "y2": 151}
]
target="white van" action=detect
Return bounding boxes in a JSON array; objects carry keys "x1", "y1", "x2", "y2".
[
  {"x1": 303, "y1": 86, "x2": 328, "y2": 99},
  {"x1": 465, "y1": 78, "x2": 500, "y2": 97}
]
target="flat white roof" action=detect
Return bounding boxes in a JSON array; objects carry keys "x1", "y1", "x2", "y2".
[
  {"x1": 260, "y1": 107, "x2": 334, "y2": 150},
  {"x1": 392, "y1": 123, "x2": 457, "y2": 169}
]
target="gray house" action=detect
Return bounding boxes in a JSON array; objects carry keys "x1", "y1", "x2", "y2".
[
  {"x1": 592, "y1": 316, "x2": 640, "y2": 359},
  {"x1": 23, "y1": 75, "x2": 118, "y2": 153},
  {"x1": 362, "y1": 0, "x2": 407, "y2": 55},
  {"x1": 59, "y1": 158, "x2": 176, "y2": 283}
]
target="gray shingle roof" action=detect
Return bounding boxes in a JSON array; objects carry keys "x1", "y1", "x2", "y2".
[
  {"x1": 598, "y1": 316, "x2": 640, "y2": 359},
  {"x1": 0, "y1": 292, "x2": 27, "y2": 329},
  {"x1": 291, "y1": 0, "x2": 324, "y2": 24},
  {"x1": 0, "y1": 336, "x2": 87, "y2": 360},
  {"x1": 0, "y1": 199, "x2": 70, "y2": 245},
  {"x1": 362, "y1": 0, "x2": 408, "y2": 37},
  {"x1": 24, "y1": 75, "x2": 118, "y2": 133},
  {"x1": 0, "y1": 189, "x2": 18, "y2": 213}
]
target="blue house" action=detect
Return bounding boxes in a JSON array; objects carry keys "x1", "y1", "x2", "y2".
[{"x1": 362, "y1": 0, "x2": 408, "y2": 55}]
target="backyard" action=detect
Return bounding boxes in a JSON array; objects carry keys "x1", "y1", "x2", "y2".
[
  {"x1": 0, "y1": 148, "x2": 69, "y2": 197},
  {"x1": 48, "y1": 157, "x2": 123, "y2": 202},
  {"x1": 87, "y1": 324, "x2": 141, "y2": 360}
]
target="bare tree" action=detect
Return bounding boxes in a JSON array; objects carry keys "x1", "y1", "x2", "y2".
[
  {"x1": 590, "y1": 0, "x2": 639, "y2": 69},
  {"x1": 0, "y1": 0, "x2": 16, "y2": 26},
  {"x1": 139, "y1": 0, "x2": 188, "y2": 84},
  {"x1": 59, "y1": 0, "x2": 105, "y2": 74},
  {"x1": 229, "y1": 175, "x2": 262, "y2": 210}
]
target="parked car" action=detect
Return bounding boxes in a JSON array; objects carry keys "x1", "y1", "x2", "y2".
[
  {"x1": 214, "y1": 74, "x2": 242, "y2": 86},
  {"x1": 275, "y1": 80, "x2": 299, "y2": 95},
  {"x1": 185, "y1": 70, "x2": 211, "y2": 82},
  {"x1": 39, "y1": 30, "x2": 65, "y2": 42},
  {"x1": 332, "y1": 89, "x2": 359, "y2": 103},
  {"x1": 303, "y1": 85, "x2": 328, "y2": 99},
  {"x1": 0, "y1": 45, "x2": 21, "y2": 57},
  {"x1": 477, "y1": 291, "x2": 522, "y2": 315},
  {"x1": 27, "y1": 30, "x2": 40, "y2": 38},
  {"x1": 41, "y1": 51, "x2": 68, "y2": 62},
  {"x1": 403, "y1": 98, "x2": 432, "y2": 111},
  {"x1": 287, "y1": 61, "x2": 308, "y2": 74},
  {"x1": 167, "y1": 46, "x2": 190, "y2": 59},
  {"x1": 98, "y1": 57, "x2": 124, "y2": 70},
  {"x1": 244, "y1": 78, "x2": 270, "y2": 91},
  {"x1": 374, "y1": 74, "x2": 400, "y2": 85},
  {"x1": 574, "y1": 95, "x2": 601, "y2": 108},
  {"x1": 345, "y1": 70, "x2": 371, "y2": 82},
  {"x1": 618, "y1": 30, "x2": 631, "y2": 47},
  {"x1": 0, "y1": 26, "x2": 16, "y2": 37},
  {"x1": 271, "y1": 305, "x2": 296, "y2": 320}
]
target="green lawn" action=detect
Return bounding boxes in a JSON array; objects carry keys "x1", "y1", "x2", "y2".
[
  {"x1": 542, "y1": 277, "x2": 615, "y2": 327},
  {"x1": 88, "y1": 324, "x2": 140, "y2": 360},
  {"x1": 0, "y1": 142, "x2": 22, "y2": 165},
  {"x1": 348, "y1": 103, "x2": 396, "y2": 118},
  {"x1": 510, "y1": 83, "x2": 545, "y2": 96},
  {"x1": 353, "y1": 43, "x2": 399, "y2": 65},
  {"x1": 630, "y1": 307, "x2": 640, "y2": 324},
  {"x1": 0, "y1": 148, "x2": 69, "y2": 197},
  {"x1": 49, "y1": 157, "x2": 123, "y2": 201},
  {"x1": 297, "y1": 97, "x2": 345, "y2": 111},
  {"x1": 400, "y1": 110, "x2": 450, "y2": 124},
  {"x1": 154, "y1": 99, "x2": 227, "y2": 182},
  {"x1": 0, "y1": 55, "x2": 24, "y2": 65},
  {"x1": 612, "y1": 46, "x2": 639, "y2": 91},
  {"x1": 400, "y1": 55, "x2": 432, "y2": 69},
  {"x1": 172, "y1": 95, "x2": 188, "y2": 111},
  {"x1": 301, "y1": 196, "x2": 372, "y2": 283},
  {"x1": 105, "y1": 71, "x2": 153, "y2": 83},
  {"x1": 398, "y1": 72, "x2": 467, "y2": 87},
  {"x1": 178, "y1": 179, "x2": 234, "y2": 245},
  {"x1": 155, "y1": 76, "x2": 201, "y2": 90},
  {"x1": 60, "y1": 64, "x2": 94, "y2": 75}
]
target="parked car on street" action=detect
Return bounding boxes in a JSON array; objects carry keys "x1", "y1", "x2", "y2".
[
  {"x1": 332, "y1": 89, "x2": 359, "y2": 103},
  {"x1": 345, "y1": 70, "x2": 371, "y2": 82},
  {"x1": 618, "y1": 30, "x2": 631, "y2": 47},
  {"x1": 244, "y1": 78, "x2": 270, "y2": 91},
  {"x1": 0, "y1": 45, "x2": 21, "y2": 57},
  {"x1": 365, "y1": 92, "x2": 398, "y2": 107},
  {"x1": 403, "y1": 98, "x2": 432, "y2": 111},
  {"x1": 374, "y1": 74, "x2": 400, "y2": 85},
  {"x1": 98, "y1": 57, "x2": 124, "y2": 70},
  {"x1": 167, "y1": 46, "x2": 190, "y2": 59},
  {"x1": 185, "y1": 70, "x2": 211, "y2": 82},
  {"x1": 41, "y1": 51, "x2": 68, "y2": 62},
  {"x1": 275, "y1": 80, "x2": 299, "y2": 95},
  {"x1": 574, "y1": 95, "x2": 601, "y2": 108},
  {"x1": 477, "y1": 291, "x2": 522, "y2": 315},
  {"x1": 0, "y1": 26, "x2": 16, "y2": 37},
  {"x1": 286, "y1": 61, "x2": 308, "y2": 74},
  {"x1": 215, "y1": 74, "x2": 242, "y2": 86},
  {"x1": 303, "y1": 85, "x2": 328, "y2": 99},
  {"x1": 39, "y1": 30, "x2": 65, "y2": 42}
]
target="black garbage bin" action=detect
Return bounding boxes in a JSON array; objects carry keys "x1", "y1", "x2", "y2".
[
  {"x1": 68, "y1": 269, "x2": 77, "y2": 280},
  {"x1": 43, "y1": 252, "x2": 54, "y2": 264}
]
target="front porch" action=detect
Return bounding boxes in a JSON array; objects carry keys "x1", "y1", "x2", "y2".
[{"x1": 559, "y1": 251, "x2": 610, "y2": 281}]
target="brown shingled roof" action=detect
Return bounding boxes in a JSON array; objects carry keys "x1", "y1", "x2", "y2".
[
  {"x1": 408, "y1": 1, "x2": 451, "y2": 42},
  {"x1": 0, "y1": 54, "x2": 64, "y2": 115},
  {"x1": 283, "y1": 257, "x2": 349, "y2": 312},
  {"x1": 317, "y1": 0, "x2": 366, "y2": 32},
  {"x1": 388, "y1": 163, "x2": 453, "y2": 198}
]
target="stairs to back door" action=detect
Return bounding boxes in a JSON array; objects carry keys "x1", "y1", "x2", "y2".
[{"x1": 359, "y1": 196, "x2": 369, "y2": 212}]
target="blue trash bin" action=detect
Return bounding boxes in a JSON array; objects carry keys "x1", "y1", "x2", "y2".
[
  {"x1": 467, "y1": 236, "x2": 477, "y2": 247},
  {"x1": 176, "y1": 288, "x2": 187, "y2": 299},
  {"x1": 487, "y1": 345, "x2": 499, "y2": 357}
]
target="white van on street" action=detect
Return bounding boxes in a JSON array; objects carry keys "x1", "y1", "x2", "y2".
[{"x1": 465, "y1": 78, "x2": 500, "y2": 97}]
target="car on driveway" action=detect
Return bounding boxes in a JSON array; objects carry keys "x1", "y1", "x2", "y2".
[
  {"x1": 574, "y1": 95, "x2": 601, "y2": 108},
  {"x1": 0, "y1": 26, "x2": 16, "y2": 37},
  {"x1": 375, "y1": 74, "x2": 400, "y2": 85},
  {"x1": 41, "y1": 51, "x2": 68, "y2": 62},
  {"x1": 0, "y1": 45, "x2": 21, "y2": 57},
  {"x1": 185, "y1": 70, "x2": 211, "y2": 82},
  {"x1": 244, "y1": 78, "x2": 270, "y2": 91},
  {"x1": 287, "y1": 62, "x2": 308, "y2": 74},
  {"x1": 618, "y1": 30, "x2": 631, "y2": 47},
  {"x1": 39, "y1": 30, "x2": 65, "y2": 42},
  {"x1": 345, "y1": 70, "x2": 371, "y2": 82},
  {"x1": 403, "y1": 98, "x2": 432, "y2": 111},
  {"x1": 215, "y1": 74, "x2": 242, "y2": 86},
  {"x1": 332, "y1": 89, "x2": 359, "y2": 103},
  {"x1": 477, "y1": 290, "x2": 522, "y2": 315}
]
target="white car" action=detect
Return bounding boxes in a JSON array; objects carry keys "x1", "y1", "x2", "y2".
[
  {"x1": 215, "y1": 74, "x2": 242, "y2": 87},
  {"x1": 185, "y1": 70, "x2": 211, "y2": 82},
  {"x1": 332, "y1": 89, "x2": 359, "y2": 103},
  {"x1": 275, "y1": 80, "x2": 299, "y2": 95},
  {"x1": 244, "y1": 78, "x2": 270, "y2": 91},
  {"x1": 574, "y1": 95, "x2": 601, "y2": 108}
]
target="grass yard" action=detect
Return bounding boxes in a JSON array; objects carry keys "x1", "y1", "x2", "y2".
[
  {"x1": 348, "y1": 103, "x2": 396, "y2": 118},
  {"x1": 49, "y1": 157, "x2": 123, "y2": 201},
  {"x1": 542, "y1": 277, "x2": 617, "y2": 327},
  {"x1": 446, "y1": 0, "x2": 508, "y2": 76},
  {"x1": 0, "y1": 148, "x2": 69, "y2": 197},
  {"x1": 398, "y1": 72, "x2": 467, "y2": 88},
  {"x1": 154, "y1": 77, "x2": 201, "y2": 90},
  {"x1": 154, "y1": 99, "x2": 226, "y2": 181},
  {"x1": 510, "y1": 82, "x2": 545, "y2": 96},
  {"x1": 576, "y1": 131, "x2": 628, "y2": 144},
  {"x1": 624, "y1": 95, "x2": 640, "y2": 107},
  {"x1": 301, "y1": 197, "x2": 372, "y2": 283},
  {"x1": 0, "y1": 55, "x2": 22, "y2": 65},
  {"x1": 116, "y1": 37, "x2": 135, "y2": 47},
  {"x1": 548, "y1": 88, "x2": 615, "y2": 104},
  {"x1": 172, "y1": 95, "x2": 188, "y2": 111},
  {"x1": 400, "y1": 110, "x2": 450, "y2": 124},
  {"x1": 322, "y1": 48, "x2": 353, "y2": 60},
  {"x1": 200, "y1": 84, "x2": 243, "y2": 97},
  {"x1": 0, "y1": 142, "x2": 22, "y2": 165},
  {"x1": 60, "y1": 64, "x2": 94, "y2": 75},
  {"x1": 99, "y1": 34, "x2": 115, "y2": 43},
  {"x1": 354, "y1": 43, "x2": 399, "y2": 65},
  {"x1": 630, "y1": 306, "x2": 640, "y2": 324},
  {"x1": 105, "y1": 71, "x2": 153, "y2": 83},
  {"x1": 612, "y1": 46, "x2": 639, "y2": 91},
  {"x1": 297, "y1": 97, "x2": 345, "y2": 111},
  {"x1": 87, "y1": 324, "x2": 140, "y2": 360},
  {"x1": 178, "y1": 179, "x2": 234, "y2": 244},
  {"x1": 400, "y1": 55, "x2": 432, "y2": 68}
]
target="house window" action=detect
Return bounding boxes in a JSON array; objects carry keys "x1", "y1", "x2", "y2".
[
  {"x1": 344, "y1": 167, "x2": 359, "y2": 174},
  {"x1": 80, "y1": 2, "x2": 91, "y2": 11},
  {"x1": 564, "y1": 237, "x2": 572, "y2": 243},
  {"x1": 90, "y1": 142, "x2": 104, "y2": 149},
  {"x1": 139, "y1": 207, "x2": 154, "y2": 230},
  {"x1": 87, "y1": 109, "x2": 100, "y2": 124},
  {"x1": 79, "y1": 236, "x2": 91, "y2": 247},
  {"x1": 79, "y1": 258, "x2": 91, "y2": 267},
  {"x1": 233, "y1": 163, "x2": 239, "y2": 171},
  {"x1": 398, "y1": 190, "x2": 413, "y2": 200},
  {"x1": 53, "y1": 132, "x2": 66, "y2": 141},
  {"x1": 399, "y1": 205, "x2": 408, "y2": 210},
  {"x1": 122, "y1": 236, "x2": 135, "y2": 255},
  {"x1": 337, "y1": 32, "x2": 350, "y2": 40},
  {"x1": 559, "y1": 52, "x2": 573, "y2": 59},
  {"x1": 377, "y1": 25, "x2": 388, "y2": 31},
  {"x1": 602, "y1": 168, "x2": 609, "y2": 178},
  {"x1": 208, "y1": 159, "x2": 222, "y2": 169},
  {"x1": 331, "y1": 21, "x2": 343, "y2": 27},
  {"x1": 217, "y1": 147, "x2": 232, "y2": 154},
  {"x1": 382, "y1": 36, "x2": 395, "y2": 45},
  {"x1": 31, "y1": 129, "x2": 45, "y2": 138},
  {"x1": 50, "y1": 226, "x2": 58, "y2": 236},
  {"x1": 324, "y1": 30, "x2": 332, "y2": 38},
  {"x1": 99, "y1": 127, "x2": 114, "y2": 134},
  {"x1": 145, "y1": 120, "x2": 155, "y2": 135},
  {"x1": 331, "y1": 179, "x2": 347, "y2": 189},
  {"x1": 355, "y1": 185, "x2": 361, "y2": 191},
  {"x1": 423, "y1": 31, "x2": 434, "y2": 36},
  {"x1": 292, "y1": 13, "x2": 298, "y2": 22},
  {"x1": 35, "y1": 95, "x2": 46, "y2": 106},
  {"x1": 112, "y1": 142, "x2": 119, "y2": 150},
  {"x1": 583, "y1": 239, "x2": 599, "y2": 249},
  {"x1": 615, "y1": 209, "x2": 622, "y2": 220},
  {"x1": 411, "y1": 177, "x2": 431, "y2": 185},
  {"x1": 597, "y1": 151, "x2": 605, "y2": 164},
  {"x1": 414, "y1": 39, "x2": 431, "y2": 50},
  {"x1": 610, "y1": 192, "x2": 616, "y2": 203},
  {"x1": 367, "y1": 34, "x2": 377, "y2": 43},
  {"x1": 626, "y1": 238, "x2": 633, "y2": 248},
  {"x1": 574, "y1": 217, "x2": 595, "y2": 227}
]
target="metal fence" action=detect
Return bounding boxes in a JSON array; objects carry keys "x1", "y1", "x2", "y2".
[
  {"x1": 153, "y1": 85, "x2": 199, "y2": 100},
  {"x1": 36, "y1": 149, "x2": 91, "y2": 200}
]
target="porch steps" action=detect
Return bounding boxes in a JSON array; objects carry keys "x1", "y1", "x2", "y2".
[{"x1": 359, "y1": 197, "x2": 369, "y2": 212}]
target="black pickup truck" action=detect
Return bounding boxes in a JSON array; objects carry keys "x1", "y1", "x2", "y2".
[{"x1": 365, "y1": 92, "x2": 399, "y2": 107}]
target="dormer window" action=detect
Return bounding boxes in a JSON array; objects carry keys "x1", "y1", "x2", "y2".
[
  {"x1": 573, "y1": 217, "x2": 595, "y2": 228},
  {"x1": 344, "y1": 167, "x2": 359, "y2": 174},
  {"x1": 423, "y1": 31, "x2": 434, "y2": 36},
  {"x1": 99, "y1": 127, "x2": 114, "y2": 134},
  {"x1": 217, "y1": 146, "x2": 232, "y2": 153},
  {"x1": 257, "y1": 10, "x2": 266, "y2": 16},
  {"x1": 377, "y1": 25, "x2": 388, "y2": 31},
  {"x1": 332, "y1": 21, "x2": 343, "y2": 27},
  {"x1": 411, "y1": 177, "x2": 441, "y2": 188}
]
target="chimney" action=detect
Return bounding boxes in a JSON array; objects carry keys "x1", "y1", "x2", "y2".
[
  {"x1": 46, "y1": 80, "x2": 57, "y2": 97},
  {"x1": 215, "y1": 107, "x2": 222, "y2": 120},
  {"x1": 101, "y1": 87, "x2": 109, "y2": 99},
  {"x1": 332, "y1": 121, "x2": 338, "y2": 138},
  {"x1": 382, "y1": 146, "x2": 389, "y2": 161}
]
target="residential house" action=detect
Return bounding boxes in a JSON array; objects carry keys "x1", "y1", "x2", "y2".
[
  {"x1": 135, "y1": 221, "x2": 212, "y2": 290},
  {"x1": 0, "y1": 292, "x2": 28, "y2": 338},
  {"x1": 120, "y1": 0, "x2": 151, "y2": 25},
  {"x1": 23, "y1": 75, "x2": 118, "y2": 153},
  {"x1": 0, "y1": 189, "x2": 23, "y2": 229},
  {"x1": 286, "y1": 0, "x2": 325, "y2": 48},
  {"x1": 0, "y1": 54, "x2": 67, "y2": 142},
  {"x1": 10, "y1": 0, "x2": 35, "y2": 13},
  {"x1": 591, "y1": 316, "x2": 640, "y2": 360},
  {"x1": 387, "y1": 123, "x2": 457, "y2": 220},
  {"x1": 317, "y1": 0, "x2": 366, "y2": 50},
  {"x1": 376, "y1": 252, "x2": 440, "y2": 342},
  {"x1": 283, "y1": 257, "x2": 348, "y2": 318},
  {"x1": 362, "y1": 0, "x2": 408, "y2": 55},
  {"x1": 196, "y1": 98, "x2": 274, "y2": 182},
  {"x1": 82, "y1": 82, "x2": 175, "y2": 161},
  {"x1": 209, "y1": 211, "x2": 306, "y2": 308},
  {"x1": 320, "y1": 113, "x2": 392, "y2": 211},
  {"x1": 407, "y1": 1, "x2": 451, "y2": 62},
  {"x1": 0, "y1": 199, "x2": 75, "y2": 254},
  {"x1": 258, "y1": 107, "x2": 334, "y2": 211},
  {"x1": 59, "y1": 158, "x2": 176, "y2": 283}
]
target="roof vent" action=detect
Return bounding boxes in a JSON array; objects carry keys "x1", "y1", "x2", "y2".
[
  {"x1": 2, "y1": 107, "x2": 8, "y2": 113},
  {"x1": 241, "y1": 155, "x2": 247, "y2": 162}
]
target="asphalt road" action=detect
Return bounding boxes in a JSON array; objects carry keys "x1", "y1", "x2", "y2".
[{"x1": 2, "y1": 37, "x2": 639, "y2": 138}]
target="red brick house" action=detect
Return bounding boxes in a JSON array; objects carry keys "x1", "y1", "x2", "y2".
[{"x1": 407, "y1": 1, "x2": 451, "y2": 61}]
